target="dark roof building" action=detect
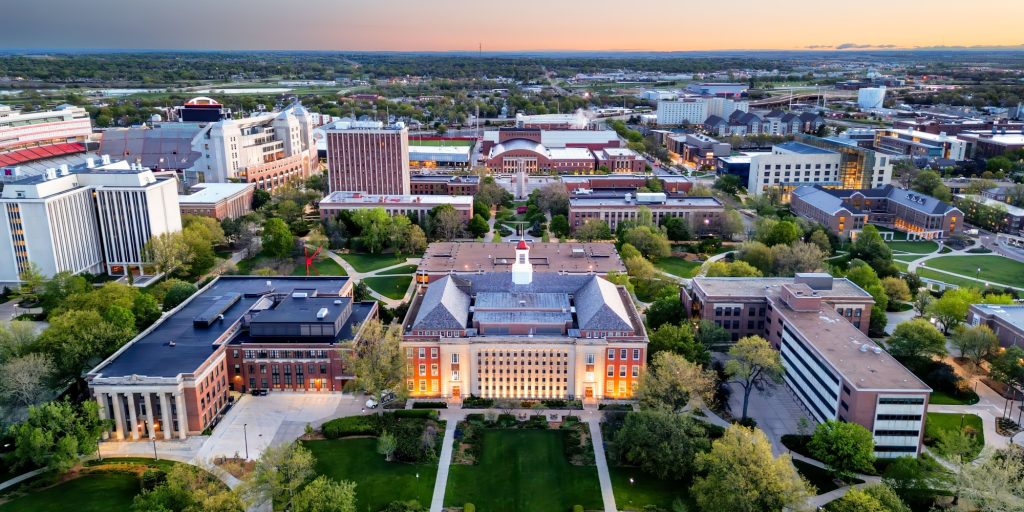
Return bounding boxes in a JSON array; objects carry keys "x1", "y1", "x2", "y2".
[{"x1": 791, "y1": 185, "x2": 962, "y2": 239}]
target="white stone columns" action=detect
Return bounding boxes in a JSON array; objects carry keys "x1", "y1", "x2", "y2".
[
  {"x1": 143, "y1": 393, "x2": 157, "y2": 440},
  {"x1": 95, "y1": 393, "x2": 110, "y2": 440},
  {"x1": 175, "y1": 393, "x2": 189, "y2": 439},
  {"x1": 159, "y1": 393, "x2": 173, "y2": 440},
  {"x1": 127, "y1": 392, "x2": 140, "y2": 440},
  {"x1": 110, "y1": 392, "x2": 126, "y2": 441}
]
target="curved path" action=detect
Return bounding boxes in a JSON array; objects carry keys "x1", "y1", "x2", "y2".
[{"x1": 325, "y1": 251, "x2": 420, "y2": 307}]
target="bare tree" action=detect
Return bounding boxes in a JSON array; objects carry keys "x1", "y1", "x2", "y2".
[{"x1": 0, "y1": 353, "x2": 55, "y2": 406}]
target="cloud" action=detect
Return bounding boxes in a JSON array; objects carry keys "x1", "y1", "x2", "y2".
[
  {"x1": 835, "y1": 43, "x2": 897, "y2": 50},
  {"x1": 804, "y1": 45, "x2": 831, "y2": 49}
]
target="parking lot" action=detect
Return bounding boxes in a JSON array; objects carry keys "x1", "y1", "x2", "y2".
[{"x1": 194, "y1": 392, "x2": 368, "y2": 462}]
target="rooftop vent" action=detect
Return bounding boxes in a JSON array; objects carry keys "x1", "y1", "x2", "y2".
[
  {"x1": 292, "y1": 292, "x2": 308, "y2": 299},
  {"x1": 316, "y1": 307, "x2": 329, "y2": 320},
  {"x1": 872, "y1": 346, "x2": 882, "y2": 354},
  {"x1": 859, "y1": 344, "x2": 869, "y2": 353},
  {"x1": 168, "y1": 340, "x2": 176, "y2": 347},
  {"x1": 334, "y1": 300, "x2": 343, "y2": 305}
]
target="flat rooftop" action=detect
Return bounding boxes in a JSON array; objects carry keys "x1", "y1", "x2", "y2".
[
  {"x1": 418, "y1": 242, "x2": 626, "y2": 274},
  {"x1": 972, "y1": 304, "x2": 1024, "y2": 328},
  {"x1": 569, "y1": 196, "x2": 722, "y2": 207},
  {"x1": 769, "y1": 292, "x2": 930, "y2": 392},
  {"x1": 776, "y1": 141, "x2": 836, "y2": 155},
  {"x1": 692, "y1": 277, "x2": 872, "y2": 300},
  {"x1": 320, "y1": 191, "x2": 473, "y2": 206},
  {"x1": 90, "y1": 277, "x2": 350, "y2": 379},
  {"x1": 957, "y1": 194, "x2": 1024, "y2": 216},
  {"x1": 180, "y1": 183, "x2": 255, "y2": 204}
]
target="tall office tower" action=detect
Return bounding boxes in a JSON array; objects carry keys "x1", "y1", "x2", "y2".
[{"x1": 326, "y1": 121, "x2": 410, "y2": 195}]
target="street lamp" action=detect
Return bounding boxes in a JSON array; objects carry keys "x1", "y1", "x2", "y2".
[
  {"x1": 977, "y1": 267, "x2": 982, "y2": 281},
  {"x1": 415, "y1": 473, "x2": 420, "y2": 503},
  {"x1": 243, "y1": 423, "x2": 250, "y2": 460}
]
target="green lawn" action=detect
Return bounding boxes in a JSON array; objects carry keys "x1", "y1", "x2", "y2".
[
  {"x1": 234, "y1": 252, "x2": 282, "y2": 274},
  {"x1": 339, "y1": 253, "x2": 409, "y2": 273},
  {"x1": 930, "y1": 390, "x2": 980, "y2": 405},
  {"x1": 377, "y1": 264, "x2": 418, "y2": 275},
  {"x1": 924, "y1": 255, "x2": 1024, "y2": 289},
  {"x1": 893, "y1": 254, "x2": 923, "y2": 262},
  {"x1": 654, "y1": 257, "x2": 702, "y2": 279},
  {"x1": 0, "y1": 473, "x2": 139, "y2": 512},
  {"x1": 609, "y1": 465, "x2": 692, "y2": 511},
  {"x1": 887, "y1": 240, "x2": 938, "y2": 254},
  {"x1": 289, "y1": 257, "x2": 346, "y2": 276},
  {"x1": 915, "y1": 268, "x2": 1021, "y2": 291},
  {"x1": 304, "y1": 438, "x2": 438, "y2": 512},
  {"x1": 894, "y1": 260, "x2": 909, "y2": 273},
  {"x1": 363, "y1": 276, "x2": 413, "y2": 300},
  {"x1": 925, "y1": 413, "x2": 985, "y2": 460},
  {"x1": 444, "y1": 429, "x2": 603, "y2": 512}
]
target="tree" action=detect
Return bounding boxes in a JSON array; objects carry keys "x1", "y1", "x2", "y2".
[
  {"x1": 429, "y1": 204, "x2": 464, "y2": 241},
  {"x1": 886, "y1": 319, "x2": 947, "y2": 362},
  {"x1": 644, "y1": 294, "x2": 683, "y2": 331},
  {"x1": 261, "y1": 218, "x2": 295, "y2": 259},
  {"x1": 912, "y1": 290, "x2": 932, "y2": 318},
  {"x1": 662, "y1": 216, "x2": 691, "y2": 241},
  {"x1": 737, "y1": 241, "x2": 774, "y2": 275},
  {"x1": 13, "y1": 263, "x2": 46, "y2": 306},
  {"x1": 808, "y1": 229, "x2": 832, "y2": 255},
  {"x1": 755, "y1": 218, "x2": 801, "y2": 247},
  {"x1": 240, "y1": 442, "x2": 315, "y2": 510},
  {"x1": 705, "y1": 260, "x2": 763, "y2": 277},
  {"x1": 721, "y1": 208, "x2": 744, "y2": 241},
  {"x1": 37, "y1": 310, "x2": 134, "y2": 382},
  {"x1": 989, "y1": 346, "x2": 1024, "y2": 390},
  {"x1": 8, "y1": 400, "x2": 107, "y2": 472},
  {"x1": 612, "y1": 410, "x2": 711, "y2": 481},
  {"x1": 292, "y1": 476, "x2": 357, "y2": 512},
  {"x1": 808, "y1": 420, "x2": 876, "y2": 481},
  {"x1": 725, "y1": 336, "x2": 784, "y2": 420},
  {"x1": 848, "y1": 225, "x2": 896, "y2": 277},
  {"x1": 769, "y1": 241, "x2": 824, "y2": 276},
  {"x1": 927, "y1": 287, "x2": 1012, "y2": 334},
  {"x1": 954, "y1": 447, "x2": 1024, "y2": 511},
  {"x1": 911, "y1": 169, "x2": 944, "y2": 197},
  {"x1": 252, "y1": 188, "x2": 272, "y2": 210},
  {"x1": 0, "y1": 320, "x2": 39, "y2": 364},
  {"x1": 467, "y1": 215, "x2": 489, "y2": 238},
  {"x1": 163, "y1": 281, "x2": 198, "y2": 311},
  {"x1": 472, "y1": 200, "x2": 491, "y2": 221},
  {"x1": 881, "y1": 277, "x2": 912, "y2": 305},
  {"x1": 637, "y1": 352, "x2": 716, "y2": 412},
  {"x1": 952, "y1": 324, "x2": 998, "y2": 364},
  {"x1": 133, "y1": 464, "x2": 244, "y2": 512},
  {"x1": 377, "y1": 431, "x2": 397, "y2": 462},
  {"x1": 692, "y1": 425, "x2": 812, "y2": 512},
  {"x1": 622, "y1": 226, "x2": 671, "y2": 261},
  {"x1": 345, "y1": 319, "x2": 405, "y2": 400},
  {"x1": 182, "y1": 214, "x2": 226, "y2": 245},
  {"x1": 144, "y1": 231, "x2": 195, "y2": 277},
  {"x1": 694, "y1": 319, "x2": 731, "y2": 347},
  {"x1": 403, "y1": 225, "x2": 428, "y2": 255},
  {"x1": 531, "y1": 182, "x2": 569, "y2": 215},
  {"x1": 573, "y1": 220, "x2": 611, "y2": 241},
  {"x1": 648, "y1": 324, "x2": 709, "y2": 365},
  {"x1": 882, "y1": 455, "x2": 950, "y2": 505},
  {"x1": 353, "y1": 208, "x2": 394, "y2": 254},
  {"x1": 306, "y1": 228, "x2": 329, "y2": 254},
  {"x1": 828, "y1": 485, "x2": 910, "y2": 512},
  {"x1": 0, "y1": 353, "x2": 54, "y2": 407},
  {"x1": 39, "y1": 271, "x2": 90, "y2": 313},
  {"x1": 549, "y1": 214, "x2": 570, "y2": 238}
]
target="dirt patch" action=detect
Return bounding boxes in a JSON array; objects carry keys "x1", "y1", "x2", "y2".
[{"x1": 214, "y1": 457, "x2": 256, "y2": 479}]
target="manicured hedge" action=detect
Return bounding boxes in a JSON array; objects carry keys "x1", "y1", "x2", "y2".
[
  {"x1": 322, "y1": 416, "x2": 376, "y2": 439},
  {"x1": 393, "y1": 409, "x2": 439, "y2": 420},
  {"x1": 412, "y1": 401, "x2": 448, "y2": 409}
]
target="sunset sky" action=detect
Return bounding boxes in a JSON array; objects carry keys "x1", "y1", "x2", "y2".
[{"x1": 2, "y1": 0, "x2": 1022, "y2": 52}]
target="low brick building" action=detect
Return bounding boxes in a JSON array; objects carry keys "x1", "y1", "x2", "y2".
[
  {"x1": 318, "y1": 191, "x2": 473, "y2": 224},
  {"x1": 409, "y1": 175, "x2": 479, "y2": 196},
  {"x1": 968, "y1": 304, "x2": 1024, "y2": 348},
  {"x1": 569, "y1": 193, "x2": 723, "y2": 233},
  {"x1": 791, "y1": 185, "x2": 962, "y2": 239},
  {"x1": 178, "y1": 182, "x2": 256, "y2": 220}
]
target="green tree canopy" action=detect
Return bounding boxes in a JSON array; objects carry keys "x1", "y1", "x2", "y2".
[
  {"x1": 809, "y1": 420, "x2": 876, "y2": 481},
  {"x1": 612, "y1": 410, "x2": 711, "y2": 481}
]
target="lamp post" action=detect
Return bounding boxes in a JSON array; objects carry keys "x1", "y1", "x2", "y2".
[
  {"x1": 977, "y1": 267, "x2": 982, "y2": 281},
  {"x1": 416, "y1": 472, "x2": 420, "y2": 504},
  {"x1": 243, "y1": 423, "x2": 250, "y2": 460}
]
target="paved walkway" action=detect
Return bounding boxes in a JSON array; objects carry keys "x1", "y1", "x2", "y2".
[
  {"x1": 428, "y1": 413, "x2": 460, "y2": 512},
  {"x1": 587, "y1": 417, "x2": 618, "y2": 512},
  {"x1": 324, "y1": 251, "x2": 420, "y2": 307}
]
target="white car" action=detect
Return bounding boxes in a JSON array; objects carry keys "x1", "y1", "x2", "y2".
[{"x1": 365, "y1": 398, "x2": 379, "y2": 409}]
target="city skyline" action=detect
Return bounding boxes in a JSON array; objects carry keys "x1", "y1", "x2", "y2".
[{"x1": 1, "y1": 0, "x2": 1021, "y2": 52}]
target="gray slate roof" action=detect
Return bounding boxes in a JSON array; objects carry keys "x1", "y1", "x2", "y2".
[
  {"x1": 411, "y1": 277, "x2": 470, "y2": 330},
  {"x1": 574, "y1": 277, "x2": 632, "y2": 331}
]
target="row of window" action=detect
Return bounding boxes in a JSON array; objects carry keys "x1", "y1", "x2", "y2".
[
  {"x1": 763, "y1": 163, "x2": 834, "y2": 171},
  {"x1": 239, "y1": 349, "x2": 328, "y2": 359},
  {"x1": 607, "y1": 365, "x2": 641, "y2": 378},
  {"x1": 607, "y1": 348, "x2": 642, "y2": 361}
]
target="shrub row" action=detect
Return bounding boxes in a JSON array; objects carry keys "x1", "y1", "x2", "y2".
[{"x1": 412, "y1": 401, "x2": 448, "y2": 409}]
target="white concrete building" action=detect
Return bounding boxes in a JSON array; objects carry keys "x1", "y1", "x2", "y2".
[
  {"x1": 0, "y1": 104, "x2": 92, "y2": 153},
  {"x1": 747, "y1": 141, "x2": 844, "y2": 197},
  {"x1": 656, "y1": 98, "x2": 709, "y2": 125},
  {"x1": 0, "y1": 158, "x2": 182, "y2": 285},
  {"x1": 706, "y1": 97, "x2": 750, "y2": 119},
  {"x1": 857, "y1": 87, "x2": 887, "y2": 109},
  {"x1": 186, "y1": 103, "x2": 315, "y2": 189}
]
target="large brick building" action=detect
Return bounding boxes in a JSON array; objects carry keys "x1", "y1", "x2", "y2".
[
  {"x1": 326, "y1": 121, "x2": 410, "y2": 195},
  {"x1": 417, "y1": 242, "x2": 626, "y2": 282},
  {"x1": 178, "y1": 182, "x2": 255, "y2": 220},
  {"x1": 401, "y1": 241, "x2": 647, "y2": 401},
  {"x1": 968, "y1": 304, "x2": 1024, "y2": 348},
  {"x1": 684, "y1": 274, "x2": 929, "y2": 457},
  {"x1": 482, "y1": 128, "x2": 642, "y2": 174},
  {"x1": 318, "y1": 191, "x2": 473, "y2": 224},
  {"x1": 791, "y1": 185, "x2": 962, "y2": 240},
  {"x1": 569, "y1": 193, "x2": 723, "y2": 232},
  {"x1": 87, "y1": 277, "x2": 376, "y2": 440},
  {"x1": 409, "y1": 175, "x2": 479, "y2": 196}
]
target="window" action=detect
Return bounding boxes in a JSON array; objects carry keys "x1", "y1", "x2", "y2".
[
  {"x1": 418, "y1": 348, "x2": 425, "y2": 358},
  {"x1": 632, "y1": 365, "x2": 639, "y2": 377},
  {"x1": 419, "y1": 380, "x2": 426, "y2": 392},
  {"x1": 431, "y1": 364, "x2": 438, "y2": 376},
  {"x1": 607, "y1": 349, "x2": 615, "y2": 360},
  {"x1": 431, "y1": 348, "x2": 438, "y2": 359},
  {"x1": 607, "y1": 365, "x2": 615, "y2": 377},
  {"x1": 452, "y1": 370, "x2": 460, "y2": 381},
  {"x1": 586, "y1": 354, "x2": 595, "y2": 365},
  {"x1": 619, "y1": 366, "x2": 627, "y2": 377},
  {"x1": 452, "y1": 353, "x2": 459, "y2": 364},
  {"x1": 620, "y1": 348, "x2": 627, "y2": 360},
  {"x1": 419, "y1": 364, "x2": 426, "y2": 376},
  {"x1": 632, "y1": 349, "x2": 640, "y2": 360}
]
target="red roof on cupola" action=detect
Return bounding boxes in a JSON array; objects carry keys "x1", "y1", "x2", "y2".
[{"x1": 517, "y1": 239, "x2": 529, "y2": 250}]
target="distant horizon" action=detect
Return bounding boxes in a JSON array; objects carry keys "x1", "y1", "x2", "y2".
[
  {"x1": 0, "y1": 0, "x2": 1020, "y2": 53},
  {"x1": 3, "y1": 46, "x2": 1024, "y2": 55}
]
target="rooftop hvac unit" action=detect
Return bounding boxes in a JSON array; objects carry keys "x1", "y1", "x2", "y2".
[
  {"x1": 316, "y1": 307, "x2": 329, "y2": 319},
  {"x1": 859, "y1": 344, "x2": 869, "y2": 353}
]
